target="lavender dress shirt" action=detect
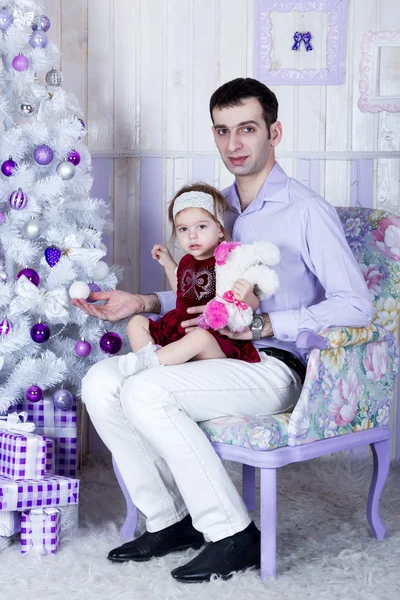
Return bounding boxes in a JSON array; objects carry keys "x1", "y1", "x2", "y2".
[{"x1": 156, "y1": 162, "x2": 373, "y2": 361}]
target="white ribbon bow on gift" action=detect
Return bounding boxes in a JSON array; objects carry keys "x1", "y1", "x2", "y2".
[
  {"x1": 62, "y1": 234, "x2": 105, "y2": 268},
  {"x1": 9, "y1": 276, "x2": 69, "y2": 324},
  {"x1": 13, "y1": 9, "x2": 35, "y2": 29},
  {"x1": 0, "y1": 412, "x2": 36, "y2": 433}
]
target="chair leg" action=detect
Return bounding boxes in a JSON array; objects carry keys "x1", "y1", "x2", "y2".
[
  {"x1": 260, "y1": 468, "x2": 277, "y2": 579},
  {"x1": 242, "y1": 464, "x2": 256, "y2": 511},
  {"x1": 367, "y1": 439, "x2": 391, "y2": 539},
  {"x1": 112, "y1": 456, "x2": 139, "y2": 541}
]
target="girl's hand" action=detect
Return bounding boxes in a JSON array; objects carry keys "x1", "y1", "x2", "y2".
[
  {"x1": 151, "y1": 244, "x2": 175, "y2": 268},
  {"x1": 232, "y1": 279, "x2": 260, "y2": 312}
]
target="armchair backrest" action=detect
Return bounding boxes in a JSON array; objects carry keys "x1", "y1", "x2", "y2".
[
  {"x1": 288, "y1": 208, "x2": 400, "y2": 447},
  {"x1": 337, "y1": 208, "x2": 400, "y2": 336}
]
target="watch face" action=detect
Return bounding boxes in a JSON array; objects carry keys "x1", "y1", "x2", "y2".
[{"x1": 252, "y1": 316, "x2": 264, "y2": 330}]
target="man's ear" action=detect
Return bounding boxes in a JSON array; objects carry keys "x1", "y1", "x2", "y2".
[{"x1": 269, "y1": 121, "x2": 282, "y2": 147}]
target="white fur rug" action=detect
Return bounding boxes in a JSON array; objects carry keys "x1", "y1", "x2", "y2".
[{"x1": 1, "y1": 454, "x2": 400, "y2": 600}]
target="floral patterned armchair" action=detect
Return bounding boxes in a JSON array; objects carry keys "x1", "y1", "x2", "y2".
[{"x1": 114, "y1": 208, "x2": 400, "y2": 579}]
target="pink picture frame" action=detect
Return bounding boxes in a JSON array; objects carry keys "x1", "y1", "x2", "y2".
[
  {"x1": 358, "y1": 30, "x2": 400, "y2": 113},
  {"x1": 255, "y1": 0, "x2": 348, "y2": 85}
]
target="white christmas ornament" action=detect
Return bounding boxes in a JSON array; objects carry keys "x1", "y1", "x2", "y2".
[
  {"x1": 68, "y1": 281, "x2": 90, "y2": 299},
  {"x1": 23, "y1": 218, "x2": 42, "y2": 240},
  {"x1": 93, "y1": 261, "x2": 109, "y2": 280}
]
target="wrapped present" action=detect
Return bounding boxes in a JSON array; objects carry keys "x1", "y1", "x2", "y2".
[
  {"x1": 14, "y1": 397, "x2": 78, "y2": 478},
  {"x1": 0, "y1": 413, "x2": 54, "y2": 481},
  {"x1": 34, "y1": 427, "x2": 78, "y2": 478},
  {"x1": 59, "y1": 504, "x2": 79, "y2": 534},
  {"x1": 20, "y1": 507, "x2": 61, "y2": 554},
  {"x1": 14, "y1": 395, "x2": 77, "y2": 429},
  {"x1": 0, "y1": 510, "x2": 20, "y2": 536},
  {"x1": 0, "y1": 474, "x2": 79, "y2": 511}
]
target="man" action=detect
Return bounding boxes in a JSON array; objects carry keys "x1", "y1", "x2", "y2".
[{"x1": 74, "y1": 78, "x2": 372, "y2": 583}]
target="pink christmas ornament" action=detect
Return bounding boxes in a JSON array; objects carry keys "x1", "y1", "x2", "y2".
[{"x1": 12, "y1": 54, "x2": 29, "y2": 72}]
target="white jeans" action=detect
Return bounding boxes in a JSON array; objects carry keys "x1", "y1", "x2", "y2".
[{"x1": 81, "y1": 351, "x2": 301, "y2": 542}]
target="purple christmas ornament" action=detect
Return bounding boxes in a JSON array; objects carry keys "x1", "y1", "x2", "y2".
[
  {"x1": 74, "y1": 339, "x2": 92, "y2": 357},
  {"x1": 32, "y1": 15, "x2": 51, "y2": 32},
  {"x1": 67, "y1": 150, "x2": 81, "y2": 166},
  {"x1": 16, "y1": 268, "x2": 40, "y2": 287},
  {"x1": 87, "y1": 282, "x2": 101, "y2": 303},
  {"x1": 34, "y1": 145, "x2": 54, "y2": 165},
  {"x1": 9, "y1": 188, "x2": 28, "y2": 210},
  {"x1": 12, "y1": 54, "x2": 29, "y2": 72},
  {"x1": 45, "y1": 247, "x2": 61, "y2": 268},
  {"x1": 0, "y1": 211, "x2": 5, "y2": 225},
  {"x1": 52, "y1": 389, "x2": 73, "y2": 410},
  {"x1": 0, "y1": 317, "x2": 12, "y2": 335},
  {"x1": 1, "y1": 158, "x2": 17, "y2": 176},
  {"x1": 29, "y1": 30, "x2": 48, "y2": 48},
  {"x1": 99, "y1": 331, "x2": 122, "y2": 355},
  {"x1": 26, "y1": 385, "x2": 43, "y2": 403},
  {"x1": 30, "y1": 322, "x2": 50, "y2": 343},
  {"x1": 0, "y1": 9, "x2": 13, "y2": 30}
]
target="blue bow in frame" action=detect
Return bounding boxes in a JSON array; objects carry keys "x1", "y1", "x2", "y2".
[{"x1": 292, "y1": 31, "x2": 313, "y2": 52}]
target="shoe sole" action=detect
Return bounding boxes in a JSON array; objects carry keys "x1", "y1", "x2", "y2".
[
  {"x1": 108, "y1": 540, "x2": 204, "y2": 563},
  {"x1": 172, "y1": 563, "x2": 260, "y2": 583}
]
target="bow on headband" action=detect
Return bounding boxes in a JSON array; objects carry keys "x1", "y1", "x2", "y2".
[
  {"x1": 292, "y1": 32, "x2": 313, "y2": 52},
  {"x1": 0, "y1": 412, "x2": 36, "y2": 434},
  {"x1": 10, "y1": 276, "x2": 69, "y2": 324},
  {"x1": 222, "y1": 290, "x2": 249, "y2": 311}
]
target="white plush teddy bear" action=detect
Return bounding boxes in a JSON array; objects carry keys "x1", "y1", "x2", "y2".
[{"x1": 198, "y1": 240, "x2": 280, "y2": 333}]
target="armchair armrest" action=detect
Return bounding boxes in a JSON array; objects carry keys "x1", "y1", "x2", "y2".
[
  {"x1": 296, "y1": 324, "x2": 392, "y2": 351},
  {"x1": 288, "y1": 325, "x2": 398, "y2": 447}
]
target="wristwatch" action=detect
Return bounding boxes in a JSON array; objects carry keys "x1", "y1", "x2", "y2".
[{"x1": 250, "y1": 315, "x2": 264, "y2": 341}]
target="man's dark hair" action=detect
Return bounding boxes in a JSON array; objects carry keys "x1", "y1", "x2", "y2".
[{"x1": 209, "y1": 77, "x2": 278, "y2": 137}]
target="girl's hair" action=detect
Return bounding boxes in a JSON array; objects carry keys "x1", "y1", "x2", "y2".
[{"x1": 168, "y1": 183, "x2": 230, "y2": 243}]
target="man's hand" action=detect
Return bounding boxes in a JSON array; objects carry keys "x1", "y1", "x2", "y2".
[
  {"x1": 218, "y1": 326, "x2": 252, "y2": 340},
  {"x1": 181, "y1": 305, "x2": 206, "y2": 332},
  {"x1": 151, "y1": 244, "x2": 176, "y2": 269},
  {"x1": 71, "y1": 290, "x2": 151, "y2": 322},
  {"x1": 232, "y1": 279, "x2": 259, "y2": 312}
]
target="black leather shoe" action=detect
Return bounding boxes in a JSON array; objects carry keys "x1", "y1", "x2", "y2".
[
  {"x1": 171, "y1": 521, "x2": 260, "y2": 583},
  {"x1": 107, "y1": 515, "x2": 204, "y2": 562}
]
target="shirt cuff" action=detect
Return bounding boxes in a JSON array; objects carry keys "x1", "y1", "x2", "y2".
[
  {"x1": 154, "y1": 290, "x2": 176, "y2": 316},
  {"x1": 268, "y1": 309, "x2": 300, "y2": 342}
]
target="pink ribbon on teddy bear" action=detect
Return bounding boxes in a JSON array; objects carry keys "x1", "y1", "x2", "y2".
[{"x1": 221, "y1": 290, "x2": 249, "y2": 311}]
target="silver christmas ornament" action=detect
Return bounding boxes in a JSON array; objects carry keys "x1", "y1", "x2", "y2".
[
  {"x1": 56, "y1": 160, "x2": 75, "y2": 180},
  {"x1": 45, "y1": 67, "x2": 63, "y2": 87},
  {"x1": 19, "y1": 101, "x2": 36, "y2": 117},
  {"x1": 23, "y1": 218, "x2": 42, "y2": 240}
]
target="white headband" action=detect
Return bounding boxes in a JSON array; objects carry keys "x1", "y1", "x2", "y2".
[{"x1": 172, "y1": 191, "x2": 224, "y2": 226}]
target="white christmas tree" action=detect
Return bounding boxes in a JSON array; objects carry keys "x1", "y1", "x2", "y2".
[{"x1": 0, "y1": 0, "x2": 126, "y2": 414}]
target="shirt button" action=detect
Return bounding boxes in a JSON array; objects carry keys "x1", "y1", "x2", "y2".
[{"x1": 283, "y1": 335, "x2": 289, "y2": 340}]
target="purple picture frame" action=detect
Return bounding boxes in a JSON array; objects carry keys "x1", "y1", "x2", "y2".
[{"x1": 255, "y1": 0, "x2": 348, "y2": 85}]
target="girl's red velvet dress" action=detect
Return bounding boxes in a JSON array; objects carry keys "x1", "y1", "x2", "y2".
[{"x1": 148, "y1": 253, "x2": 260, "y2": 363}]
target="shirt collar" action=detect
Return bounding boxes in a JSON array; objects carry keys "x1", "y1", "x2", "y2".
[{"x1": 223, "y1": 161, "x2": 289, "y2": 214}]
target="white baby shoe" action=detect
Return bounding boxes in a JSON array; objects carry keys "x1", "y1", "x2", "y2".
[{"x1": 118, "y1": 342, "x2": 160, "y2": 377}]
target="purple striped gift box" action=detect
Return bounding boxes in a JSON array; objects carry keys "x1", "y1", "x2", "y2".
[
  {"x1": 13, "y1": 396, "x2": 78, "y2": 478},
  {"x1": 0, "y1": 474, "x2": 79, "y2": 511},
  {"x1": 0, "y1": 431, "x2": 49, "y2": 480},
  {"x1": 20, "y1": 508, "x2": 61, "y2": 554},
  {"x1": 14, "y1": 396, "x2": 77, "y2": 428},
  {"x1": 35, "y1": 428, "x2": 78, "y2": 478}
]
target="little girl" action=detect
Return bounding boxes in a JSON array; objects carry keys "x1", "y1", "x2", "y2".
[{"x1": 118, "y1": 183, "x2": 261, "y2": 377}]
